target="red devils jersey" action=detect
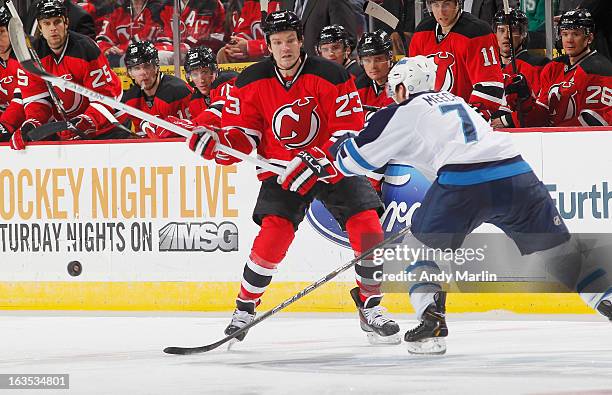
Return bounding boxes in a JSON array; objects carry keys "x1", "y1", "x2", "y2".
[
  {"x1": 191, "y1": 71, "x2": 237, "y2": 127},
  {"x1": 521, "y1": 51, "x2": 612, "y2": 127},
  {"x1": 122, "y1": 73, "x2": 192, "y2": 136},
  {"x1": 0, "y1": 54, "x2": 26, "y2": 132},
  {"x1": 409, "y1": 11, "x2": 504, "y2": 117},
  {"x1": 96, "y1": 0, "x2": 165, "y2": 54},
  {"x1": 22, "y1": 31, "x2": 123, "y2": 137},
  {"x1": 221, "y1": 55, "x2": 365, "y2": 181},
  {"x1": 158, "y1": 0, "x2": 226, "y2": 51},
  {"x1": 231, "y1": 0, "x2": 281, "y2": 40}
]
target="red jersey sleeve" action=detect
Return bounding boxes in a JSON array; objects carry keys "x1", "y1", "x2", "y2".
[
  {"x1": 465, "y1": 33, "x2": 505, "y2": 117},
  {"x1": 574, "y1": 70, "x2": 612, "y2": 126},
  {"x1": 21, "y1": 66, "x2": 54, "y2": 125},
  {"x1": 219, "y1": 83, "x2": 261, "y2": 159},
  {"x1": 81, "y1": 53, "x2": 124, "y2": 129},
  {"x1": 0, "y1": 66, "x2": 27, "y2": 132},
  {"x1": 95, "y1": 12, "x2": 119, "y2": 53}
]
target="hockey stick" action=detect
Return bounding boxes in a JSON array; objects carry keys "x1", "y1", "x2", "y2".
[
  {"x1": 363, "y1": 1, "x2": 399, "y2": 30},
  {"x1": 502, "y1": 0, "x2": 525, "y2": 127},
  {"x1": 363, "y1": 2, "x2": 405, "y2": 57},
  {"x1": 8, "y1": 18, "x2": 285, "y2": 175},
  {"x1": 260, "y1": 0, "x2": 269, "y2": 30},
  {"x1": 363, "y1": 104, "x2": 380, "y2": 113},
  {"x1": 25, "y1": 121, "x2": 69, "y2": 141},
  {"x1": 163, "y1": 225, "x2": 412, "y2": 355}
]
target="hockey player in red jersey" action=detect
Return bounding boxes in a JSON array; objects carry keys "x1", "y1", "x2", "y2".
[
  {"x1": 490, "y1": 9, "x2": 550, "y2": 128},
  {"x1": 183, "y1": 45, "x2": 238, "y2": 127},
  {"x1": 186, "y1": 10, "x2": 401, "y2": 345},
  {"x1": 185, "y1": 46, "x2": 216, "y2": 116},
  {"x1": 95, "y1": 0, "x2": 167, "y2": 66},
  {"x1": 355, "y1": 30, "x2": 395, "y2": 117},
  {"x1": 0, "y1": 5, "x2": 25, "y2": 141},
  {"x1": 133, "y1": 46, "x2": 237, "y2": 133},
  {"x1": 121, "y1": 41, "x2": 192, "y2": 139},
  {"x1": 10, "y1": 0, "x2": 126, "y2": 151},
  {"x1": 184, "y1": 46, "x2": 216, "y2": 114},
  {"x1": 316, "y1": 24, "x2": 363, "y2": 80},
  {"x1": 499, "y1": 9, "x2": 612, "y2": 127},
  {"x1": 190, "y1": 71, "x2": 237, "y2": 128},
  {"x1": 157, "y1": 0, "x2": 226, "y2": 54},
  {"x1": 409, "y1": 0, "x2": 505, "y2": 119}
]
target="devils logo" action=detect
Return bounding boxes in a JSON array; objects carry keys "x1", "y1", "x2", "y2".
[
  {"x1": 427, "y1": 52, "x2": 455, "y2": 92},
  {"x1": 272, "y1": 97, "x2": 321, "y2": 149},
  {"x1": 548, "y1": 80, "x2": 577, "y2": 122}
]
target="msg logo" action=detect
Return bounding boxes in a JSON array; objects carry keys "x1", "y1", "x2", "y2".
[{"x1": 159, "y1": 222, "x2": 238, "y2": 252}]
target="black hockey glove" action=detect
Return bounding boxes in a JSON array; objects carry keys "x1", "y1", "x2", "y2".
[{"x1": 505, "y1": 74, "x2": 531, "y2": 101}]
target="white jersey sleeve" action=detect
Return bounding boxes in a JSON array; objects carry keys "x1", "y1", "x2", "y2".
[{"x1": 335, "y1": 91, "x2": 519, "y2": 178}]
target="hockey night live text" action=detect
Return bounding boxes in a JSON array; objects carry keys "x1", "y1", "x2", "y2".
[
  {"x1": 0, "y1": 164, "x2": 239, "y2": 253},
  {"x1": 0, "y1": 165, "x2": 238, "y2": 220}
]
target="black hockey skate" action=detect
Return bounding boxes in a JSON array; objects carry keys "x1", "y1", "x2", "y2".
[
  {"x1": 404, "y1": 291, "x2": 448, "y2": 355},
  {"x1": 224, "y1": 302, "x2": 256, "y2": 349},
  {"x1": 597, "y1": 299, "x2": 612, "y2": 321},
  {"x1": 350, "y1": 287, "x2": 401, "y2": 345}
]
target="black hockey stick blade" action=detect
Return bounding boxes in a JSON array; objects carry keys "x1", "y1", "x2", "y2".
[
  {"x1": 163, "y1": 225, "x2": 412, "y2": 355},
  {"x1": 25, "y1": 121, "x2": 69, "y2": 142},
  {"x1": 363, "y1": 105, "x2": 380, "y2": 113}
]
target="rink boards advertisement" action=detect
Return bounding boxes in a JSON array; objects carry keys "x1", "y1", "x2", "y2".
[{"x1": 1, "y1": 129, "x2": 611, "y2": 313}]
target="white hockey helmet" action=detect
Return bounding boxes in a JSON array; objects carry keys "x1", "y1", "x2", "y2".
[{"x1": 387, "y1": 56, "x2": 437, "y2": 102}]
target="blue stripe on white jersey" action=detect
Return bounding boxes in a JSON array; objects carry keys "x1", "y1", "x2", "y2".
[{"x1": 334, "y1": 90, "x2": 519, "y2": 179}]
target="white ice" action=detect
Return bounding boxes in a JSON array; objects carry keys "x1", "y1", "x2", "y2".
[{"x1": 1, "y1": 312, "x2": 611, "y2": 395}]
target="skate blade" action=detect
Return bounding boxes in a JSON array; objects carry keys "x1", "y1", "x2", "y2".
[
  {"x1": 406, "y1": 337, "x2": 446, "y2": 355},
  {"x1": 366, "y1": 332, "x2": 402, "y2": 345}
]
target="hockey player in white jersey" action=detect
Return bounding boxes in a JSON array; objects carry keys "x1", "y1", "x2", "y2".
[{"x1": 315, "y1": 56, "x2": 612, "y2": 354}]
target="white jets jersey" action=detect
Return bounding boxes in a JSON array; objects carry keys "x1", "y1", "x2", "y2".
[{"x1": 336, "y1": 91, "x2": 519, "y2": 179}]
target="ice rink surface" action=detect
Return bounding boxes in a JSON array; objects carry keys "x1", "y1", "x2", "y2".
[{"x1": 1, "y1": 312, "x2": 611, "y2": 395}]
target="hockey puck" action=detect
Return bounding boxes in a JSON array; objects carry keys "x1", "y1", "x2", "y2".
[{"x1": 67, "y1": 261, "x2": 82, "y2": 277}]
